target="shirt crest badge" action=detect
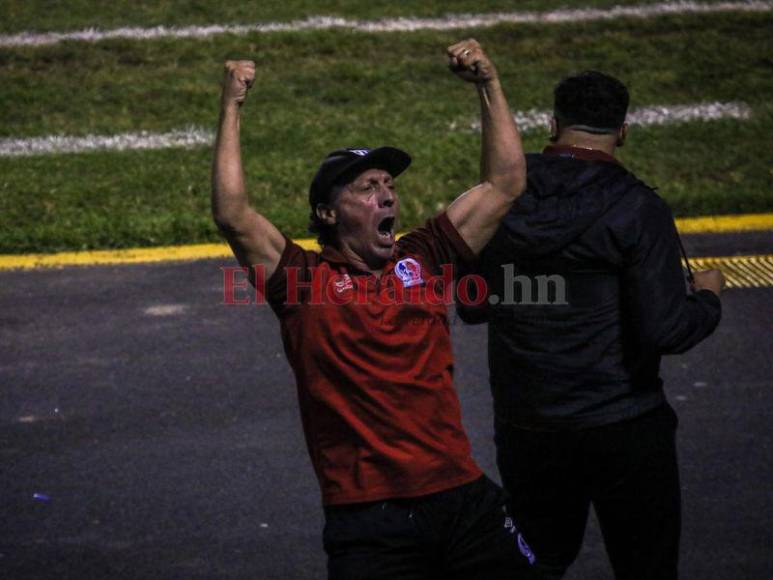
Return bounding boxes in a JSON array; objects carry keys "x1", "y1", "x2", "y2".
[{"x1": 395, "y1": 258, "x2": 424, "y2": 288}]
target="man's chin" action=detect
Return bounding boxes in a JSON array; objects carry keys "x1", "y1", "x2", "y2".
[
  {"x1": 374, "y1": 243, "x2": 394, "y2": 258},
  {"x1": 371, "y1": 242, "x2": 394, "y2": 262}
]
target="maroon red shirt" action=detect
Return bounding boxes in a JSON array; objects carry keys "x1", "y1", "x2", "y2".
[{"x1": 265, "y1": 212, "x2": 482, "y2": 505}]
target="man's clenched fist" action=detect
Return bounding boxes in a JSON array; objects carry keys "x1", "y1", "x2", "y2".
[
  {"x1": 447, "y1": 39, "x2": 497, "y2": 84},
  {"x1": 221, "y1": 60, "x2": 255, "y2": 107}
]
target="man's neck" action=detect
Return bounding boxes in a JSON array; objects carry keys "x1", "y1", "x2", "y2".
[
  {"x1": 554, "y1": 129, "x2": 618, "y2": 157},
  {"x1": 335, "y1": 242, "x2": 386, "y2": 277}
]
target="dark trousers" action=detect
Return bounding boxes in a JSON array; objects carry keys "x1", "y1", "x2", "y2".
[
  {"x1": 323, "y1": 475, "x2": 539, "y2": 580},
  {"x1": 495, "y1": 403, "x2": 681, "y2": 580}
]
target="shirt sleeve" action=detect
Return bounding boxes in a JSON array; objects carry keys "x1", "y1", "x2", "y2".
[
  {"x1": 396, "y1": 211, "x2": 476, "y2": 275},
  {"x1": 454, "y1": 254, "x2": 490, "y2": 324},
  {"x1": 264, "y1": 235, "x2": 319, "y2": 316},
  {"x1": 622, "y1": 194, "x2": 722, "y2": 355}
]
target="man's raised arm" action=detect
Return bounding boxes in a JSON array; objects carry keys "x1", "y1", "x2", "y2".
[
  {"x1": 445, "y1": 39, "x2": 526, "y2": 255},
  {"x1": 211, "y1": 60, "x2": 285, "y2": 279}
]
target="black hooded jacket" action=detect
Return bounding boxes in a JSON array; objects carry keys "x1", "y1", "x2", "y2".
[{"x1": 459, "y1": 146, "x2": 721, "y2": 430}]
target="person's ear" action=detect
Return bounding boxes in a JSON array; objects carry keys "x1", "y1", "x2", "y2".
[
  {"x1": 616, "y1": 123, "x2": 628, "y2": 147},
  {"x1": 315, "y1": 204, "x2": 337, "y2": 226},
  {"x1": 549, "y1": 117, "x2": 559, "y2": 142}
]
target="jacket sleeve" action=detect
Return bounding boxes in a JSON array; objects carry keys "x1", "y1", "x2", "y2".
[
  {"x1": 455, "y1": 256, "x2": 489, "y2": 325},
  {"x1": 622, "y1": 194, "x2": 721, "y2": 355}
]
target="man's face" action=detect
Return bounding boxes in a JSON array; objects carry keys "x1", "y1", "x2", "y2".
[{"x1": 332, "y1": 168, "x2": 400, "y2": 268}]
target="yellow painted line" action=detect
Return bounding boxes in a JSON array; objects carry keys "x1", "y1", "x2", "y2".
[
  {"x1": 0, "y1": 212, "x2": 771, "y2": 271},
  {"x1": 674, "y1": 212, "x2": 773, "y2": 234},
  {"x1": 0, "y1": 243, "x2": 229, "y2": 270},
  {"x1": 0, "y1": 239, "x2": 320, "y2": 271}
]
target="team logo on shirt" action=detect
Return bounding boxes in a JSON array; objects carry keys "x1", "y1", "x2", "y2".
[
  {"x1": 395, "y1": 258, "x2": 424, "y2": 288},
  {"x1": 333, "y1": 274, "x2": 354, "y2": 294}
]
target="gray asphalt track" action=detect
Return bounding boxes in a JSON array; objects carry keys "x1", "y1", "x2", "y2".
[{"x1": 1, "y1": 232, "x2": 772, "y2": 579}]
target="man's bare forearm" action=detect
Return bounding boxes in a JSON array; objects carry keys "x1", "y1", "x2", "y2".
[
  {"x1": 211, "y1": 102, "x2": 249, "y2": 227},
  {"x1": 444, "y1": 39, "x2": 526, "y2": 254},
  {"x1": 211, "y1": 60, "x2": 256, "y2": 228},
  {"x1": 478, "y1": 76, "x2": 526, "y2": 200}
]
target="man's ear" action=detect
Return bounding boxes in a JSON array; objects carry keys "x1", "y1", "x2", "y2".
[
  {"x1": 549, "y1": 117, "x2": 559, "y2": 142},
  {"x1": 616, "y1": 123, "x2": 628, "y2": 147},
  {"x1": 315, "y1": 204, "x2": 337, "y2": 226}
]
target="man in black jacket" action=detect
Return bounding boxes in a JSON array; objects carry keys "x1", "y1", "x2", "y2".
[{"x1": 459, "y1": 71, "x2": 724, "y2": 579}]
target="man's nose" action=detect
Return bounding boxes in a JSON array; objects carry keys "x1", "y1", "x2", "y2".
[{"x1": 377, "y1": 185, "x2": 395, "y2": 207}]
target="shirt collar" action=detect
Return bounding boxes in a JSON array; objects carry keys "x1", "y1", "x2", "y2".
[
  {"x1": 319, "y1": 244, "x2": 349, "y2": 265},
  {"x1": 543, "y1": 144, "x2": 620, "y2": 165}
]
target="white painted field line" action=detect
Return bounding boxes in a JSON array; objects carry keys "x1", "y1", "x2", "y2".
[
  {"x1": 144, "y1": 304, "x2": 188, "y2": 316},
  {"x1": 1, "y1": 1, "x2": 771, "y2": 48},
  {"x1": 0, "y1": 102, "x2": 751, "y2": 157},
  {"x1": 465, "y1": 101, "x2": 752, "y2": 132},
  {"x1": 0, "y1": 126, "x2": 214, "y2": 157}
]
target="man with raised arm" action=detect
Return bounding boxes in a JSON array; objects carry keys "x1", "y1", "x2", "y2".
[{"x1": 211, "y1": 40, "x2": 537, "y2": 579}]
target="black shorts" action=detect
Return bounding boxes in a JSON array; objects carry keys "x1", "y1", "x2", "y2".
[{"x1": 323, "y1": 475, "x2": 539, "y2": 580}]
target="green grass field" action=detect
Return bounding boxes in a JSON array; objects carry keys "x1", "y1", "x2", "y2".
[{"x1": 1, "y1": 3, "x2": 772, "y2": 253}]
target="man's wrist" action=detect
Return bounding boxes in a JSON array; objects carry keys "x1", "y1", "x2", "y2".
[
  {"x1": 220, "y1": 99, "x2": 241, "y2": 116},
  {"x1": 476, "y1": 75, "x2": 500, "y2": 90},
  {"x1": 220, "y1": 92, "x2": 242, "y2": 108},
  {"x1": 476, "y1": 76, "x2": 503, "y2": 105}
]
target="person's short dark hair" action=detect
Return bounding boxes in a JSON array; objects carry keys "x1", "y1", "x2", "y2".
[
  {"x1": 308, "y1": 184, "x2": 344, "y2": 247},
  {"x1": 553, "y1": 71, "x2": 629, "y2": 134}
]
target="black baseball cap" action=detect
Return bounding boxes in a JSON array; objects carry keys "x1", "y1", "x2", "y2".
[{"x1": 309, "y1": 147, "x2": 412, "y2": 209}]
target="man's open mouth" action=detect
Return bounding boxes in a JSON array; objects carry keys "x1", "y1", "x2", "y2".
[{"x1": 377, "y1": 216, "x2": 395, "y2": 244}]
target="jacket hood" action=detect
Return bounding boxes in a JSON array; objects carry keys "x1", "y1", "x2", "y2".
[{"x1": 497, "y1": 150, "x2": 642, "y2": 257}]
